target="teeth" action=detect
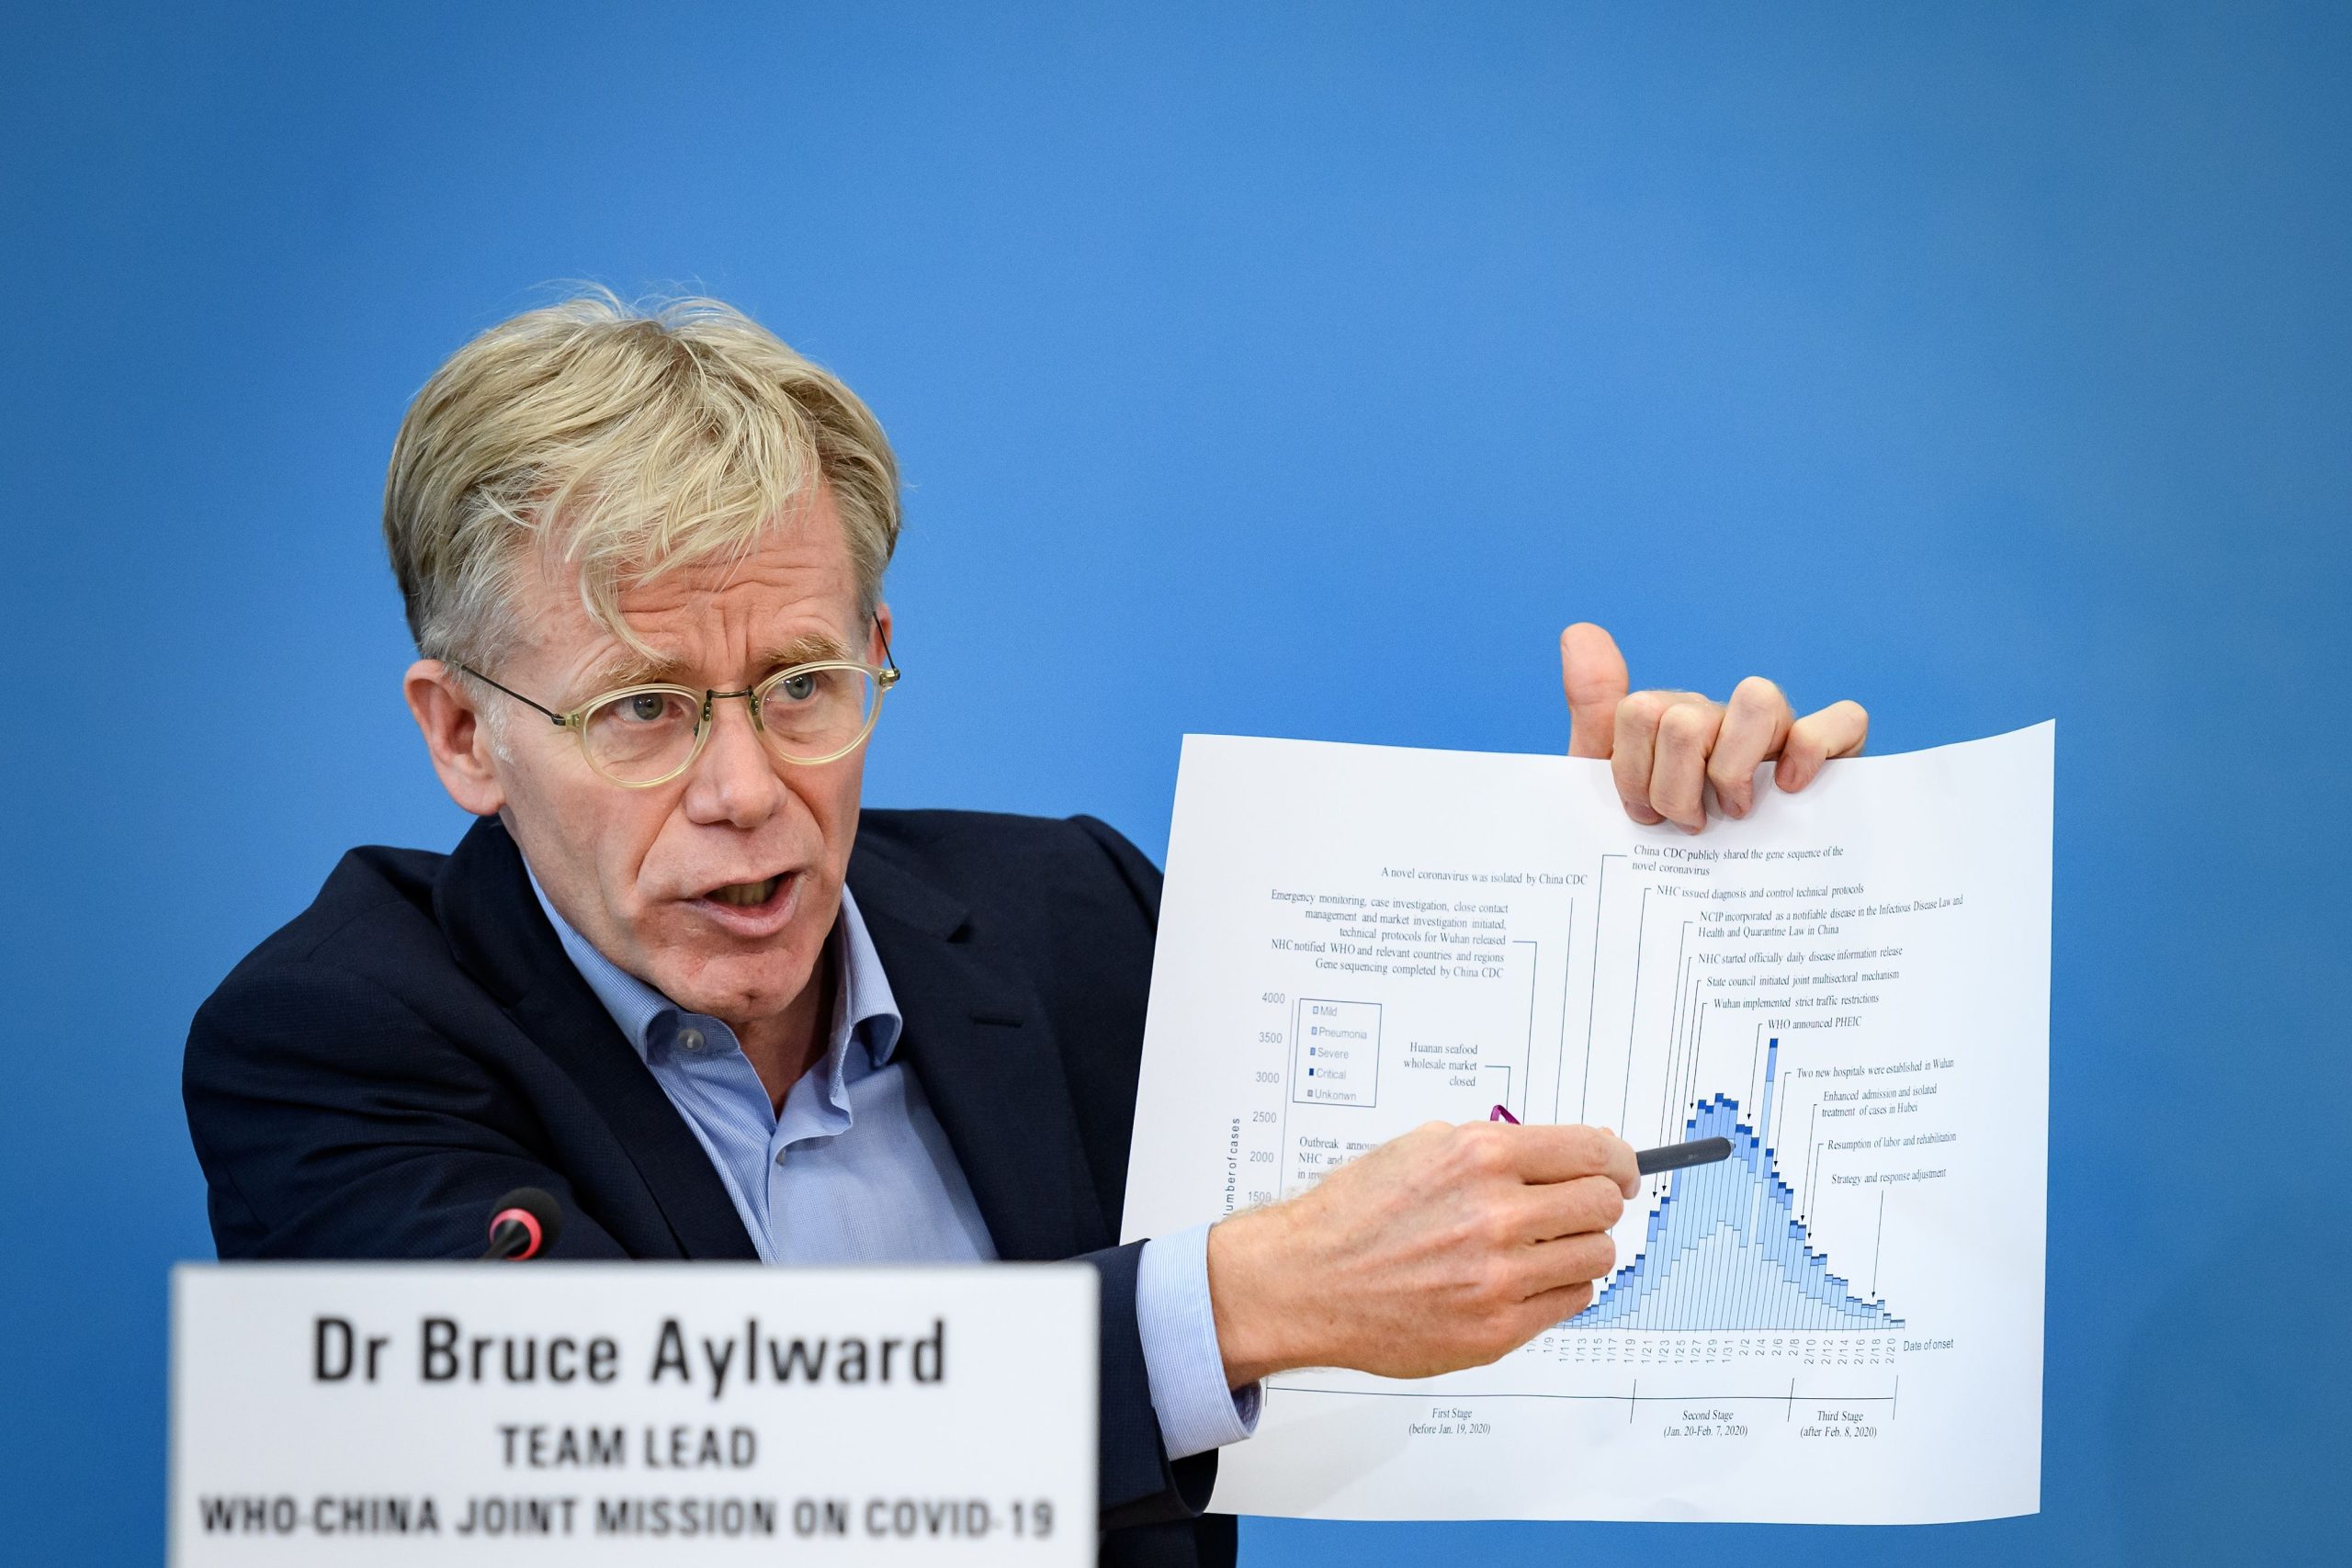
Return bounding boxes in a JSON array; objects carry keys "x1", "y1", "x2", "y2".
[{"x1": 708, "y1": 876, "x2": 782, "y2": 908}]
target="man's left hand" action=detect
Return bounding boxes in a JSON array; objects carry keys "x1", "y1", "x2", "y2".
[{"x1": 1559, "y1": 622, "x2": 1868, "y2": 831}]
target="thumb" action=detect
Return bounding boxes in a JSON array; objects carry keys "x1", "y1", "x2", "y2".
[{"x1": 1560, "y1": 623, "x2": 1630, "y2": 759}]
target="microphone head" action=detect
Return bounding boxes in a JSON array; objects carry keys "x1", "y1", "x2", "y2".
[{"x1": 486, "y1": 1187, "x2": 564, "y2": 1259}]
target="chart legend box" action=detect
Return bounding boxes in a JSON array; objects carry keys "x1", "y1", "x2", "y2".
[{"x1": 1292, "y1": 998, "x2": 1380, "y2": 1106}]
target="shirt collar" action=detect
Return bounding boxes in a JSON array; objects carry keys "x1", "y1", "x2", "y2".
[{"x1": 525, "y1": 870, "x2": 902, "y2": 1070}]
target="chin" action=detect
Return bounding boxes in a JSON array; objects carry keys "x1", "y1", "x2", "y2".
[{"x1": 665, "y1": 954, "x2": 816, "y2": 1024}]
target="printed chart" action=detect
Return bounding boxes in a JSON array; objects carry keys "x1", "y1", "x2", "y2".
[{"x1": 1121, "y1": 725, "x2": 2052, "y2": 1522}]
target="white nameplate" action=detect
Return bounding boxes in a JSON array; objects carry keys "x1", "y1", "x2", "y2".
[{"x1": 171, "y1": 1263, "x2": 1096, "y2": 1563}]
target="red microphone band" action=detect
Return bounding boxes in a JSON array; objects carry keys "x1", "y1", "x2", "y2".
[{"x1": 490, "y1": 1207, "x2": 544, "y2": 1259}]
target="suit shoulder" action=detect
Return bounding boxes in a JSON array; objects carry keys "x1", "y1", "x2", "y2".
[
  {"x1": 854, "y1": 807, "x2": 1164, "y2": 956},
  {"x1": 857, "y1": 807, "x2": 1159, "y2": 892},
  {"x1": 196, "y1": 841, "x2": 455, "y2": 1021}
]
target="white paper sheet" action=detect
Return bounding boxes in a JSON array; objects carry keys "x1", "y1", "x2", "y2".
[{"x1": 1121, "y1": 725, "x2": 2052, "y2": 1523}]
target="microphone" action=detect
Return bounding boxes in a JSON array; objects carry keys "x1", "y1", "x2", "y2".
[{"x1": 481, "y1": 1187, "x2": 564, "y2": 1260}]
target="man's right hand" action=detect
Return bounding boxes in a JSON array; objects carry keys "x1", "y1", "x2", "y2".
[{"x1": 1204, "y1": 1120, "x2": 1639, "y2": 1387}]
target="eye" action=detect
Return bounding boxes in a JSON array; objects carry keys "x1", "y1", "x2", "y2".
[
  {"x1": 775, "y1": 671, "x2": 818, "y2": 703},
  {"x1": 623, "y1": 692, "x2": 673, "y2": 723}
]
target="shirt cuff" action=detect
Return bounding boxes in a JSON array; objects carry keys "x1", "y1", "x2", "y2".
[{"x1": 1135, "y1": 1223, "x2": 1262, "y2": 1461}]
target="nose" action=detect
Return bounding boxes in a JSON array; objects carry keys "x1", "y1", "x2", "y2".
[{"x1": 679, "y1": 693, "x2": 786, "y2": 829}]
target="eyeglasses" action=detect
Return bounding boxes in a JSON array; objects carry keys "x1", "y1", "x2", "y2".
[{"x1": 456, "y1": 615, "x2": 901, "y2": 788}]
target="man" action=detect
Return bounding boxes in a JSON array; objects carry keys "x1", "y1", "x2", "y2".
[{"x1": 184, "y1": 294, "x2": 1869, "y2": 1566}]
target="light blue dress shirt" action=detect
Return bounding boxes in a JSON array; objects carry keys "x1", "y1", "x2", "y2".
[{"x1": 528, "y1": 874, "x2": 1259, "y2": 1461}]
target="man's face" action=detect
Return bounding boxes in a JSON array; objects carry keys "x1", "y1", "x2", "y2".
[{"x1": 478, "y1": 486, "x2": 879, "y2": 1027}]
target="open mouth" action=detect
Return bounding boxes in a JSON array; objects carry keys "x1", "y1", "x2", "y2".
[{"x1": 704, "y1": 874, "x2": 786, "y2": 908}]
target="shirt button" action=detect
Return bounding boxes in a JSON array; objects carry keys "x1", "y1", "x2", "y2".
[{"x1": 675, "y1": 1026, "x2": 706, "y2": 1054}]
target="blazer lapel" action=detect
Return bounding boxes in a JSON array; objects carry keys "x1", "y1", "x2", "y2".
[
  {"x1": 850, "y1": 846, "x2": 1102, "y2": 1262},
  {"x1": 434, "y1": 817, "x2": 759, "y2": 1262}
]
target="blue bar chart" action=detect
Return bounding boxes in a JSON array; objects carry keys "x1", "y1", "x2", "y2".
[{"x1": 1565, "y1": 1040, "x2": 1901, "y2": 1332}]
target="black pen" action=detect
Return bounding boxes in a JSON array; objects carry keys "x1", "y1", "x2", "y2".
[
  {"x1": 1634, "y1": 1135, "x2": 1733, "y2": 1176},
  {"x1": 1490, "y1": 1104, "x2": 1734, "y2": 1177}
]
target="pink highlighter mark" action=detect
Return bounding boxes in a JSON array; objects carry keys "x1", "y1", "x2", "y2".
[{"x1": 1489, "y1": 1104, "x2": 1519, "y2": 1123}]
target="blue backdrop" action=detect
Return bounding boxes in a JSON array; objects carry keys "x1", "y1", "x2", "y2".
[{"x1": 4, "y1": 4, "x2": 2346, "y2": 1562}]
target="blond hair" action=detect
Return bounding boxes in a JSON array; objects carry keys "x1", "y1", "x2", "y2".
[{"x1": 384, "y1": 289, "x2": 899, "y2": 668}]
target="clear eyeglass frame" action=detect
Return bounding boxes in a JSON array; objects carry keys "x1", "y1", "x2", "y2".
[{"x1": 454, "y1": 615, "x2": 901, "y2": 788}]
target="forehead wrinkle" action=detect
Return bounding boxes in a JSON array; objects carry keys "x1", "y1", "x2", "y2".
[
  {"x1": 571, "y1": 625, "x2": 855, "y2": 701},
  {"x1": 541, "y1": 513, "x2": 863, "y2": 699}
]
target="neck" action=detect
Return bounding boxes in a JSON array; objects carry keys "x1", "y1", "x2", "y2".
[{"x1": 729, "y1": 952, "x2": 837, "y2": 1115}]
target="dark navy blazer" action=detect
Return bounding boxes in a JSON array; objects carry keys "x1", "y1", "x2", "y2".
[{"x1": 184, "y1": 809, "x2": 1233, "y2": 1568}]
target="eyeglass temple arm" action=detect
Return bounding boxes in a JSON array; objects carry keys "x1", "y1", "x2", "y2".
[
  {"x1": 454, "y1": 662, "x2": 570, "y2": 726},
  {"x1": 872, "y1": 611, "x2": 901, "y2": 683}
]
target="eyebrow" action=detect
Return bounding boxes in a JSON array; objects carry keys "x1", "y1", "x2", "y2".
[
  {"x1": 753, "y1": 631, "x2": 855, "y2": 671},
  {"x1": 572, "y1": 632, "x2": 856, "y2": 700},
  {"x1": 571, "y1": 651, "x2": 695, "y2": 697}
]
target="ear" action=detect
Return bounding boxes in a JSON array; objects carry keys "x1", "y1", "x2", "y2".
[
  {"x1": 403, "y1": 659, "x2": 508, "y2": 817},
  {"x1": 869, "y1": 601, "x2": 895, "y2": 666}
]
